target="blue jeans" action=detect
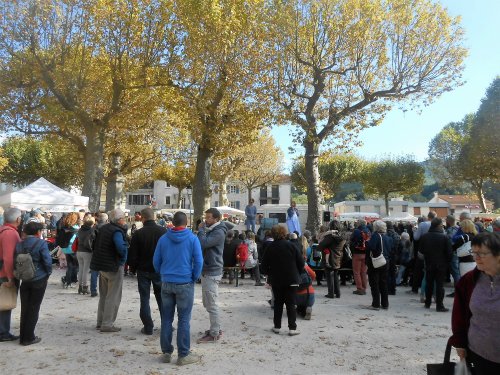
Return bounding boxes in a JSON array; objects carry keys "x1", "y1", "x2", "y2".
[
  {"x1": 450, "y1": 252, "x2": 460, "y2": 285},
  {"x1": 90, "y1": 271, "x2": 99, "y2": 294},
  {"x1": 246, "y1": 219, "x2": 256, "y2": 233},
  {"x1": 396, "y1": 265, "x2": 406, "y2": 285},
  {"x1": 160, "y1": 282, "x2": 194, "y2": 357},
  {"x1": 0, "y1": 309, "x2": 13, "y2": 338},
  {"x1": 137, "y1": 271, "x2": 162, "y2": 332}
]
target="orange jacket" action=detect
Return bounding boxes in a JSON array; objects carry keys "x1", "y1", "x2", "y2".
[{"x1": 297, "y1": 263, "x2": 316, "y2": 295}]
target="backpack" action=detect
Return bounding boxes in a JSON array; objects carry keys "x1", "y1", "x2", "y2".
[
  {"x1": 456, "y1": 235, "x2": 472, "y2": 258},
  {"x1": 298, "y1": 268, "x2": 312, "y2": 290},
  {"x1": 343, "y1": 242, "x2": 352, "y2": 261},
  {"x1": 310, "y1": 243, "x2": 322, "y2": 263},
  {"x1": 354, "y1": 230, "x2": 370, "y2": 251},
  {"x1": 14, "y1": 242, "x2": 39, "y2": 281},
  {"x1": 236, "y1": 242, "x2": 249, "y2": 269}
]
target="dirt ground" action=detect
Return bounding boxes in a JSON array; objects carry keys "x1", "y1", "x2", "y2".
[{"x1": 1, "y1": 267, "x2": 457, "y2": 375}]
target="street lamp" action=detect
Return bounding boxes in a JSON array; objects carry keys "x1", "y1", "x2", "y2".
[{"x1": 186, "y1": 186, "x2": 193, "y2": 230}]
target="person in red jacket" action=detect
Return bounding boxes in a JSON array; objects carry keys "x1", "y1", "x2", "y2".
[
  {"x1": 0, "y1": 208, "x2": 22, "y2": 342},
  {"x1": 449, "y1": 232, "x2": 500, "y2": 375}
]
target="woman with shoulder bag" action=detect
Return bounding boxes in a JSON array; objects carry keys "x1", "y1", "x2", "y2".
[
  {"x1": 450, "y1": 232, "x2": 500, "y2": 375},
  {"x1": 15, "y1": 222, "x2": 52, "y2": 346},
  {"x1": 453, "y1": 219, "x2": 477, "y2": 277},
  {"x1": 364, "y1": 220, "x2": 392, "y2": 310}
]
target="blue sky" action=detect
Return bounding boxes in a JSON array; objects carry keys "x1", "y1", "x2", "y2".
[{"x1": 271, "y1": 0, "x2": 500, "y2": 170}]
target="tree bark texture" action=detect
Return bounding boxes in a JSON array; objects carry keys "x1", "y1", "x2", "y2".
[
  {"x1": 304, "y1": 140, "x2": 322, "y2": 235},
  {"x1": 193, "y1": 146, "x2": 213, "y2": 225},
  {"x1": 177, "y1": 187, "x2": 182, "y2": 209},
  {"x1": 104, "y1": 153, "x2": 124, "y2": 212},
  {"x1": 476, "y1": 184, "x2": 488, "y2": 213},
  {"x1": 218, "y1": 178, "x2": 229, "y2": 207},
  {"x1": 384, "y1": 193, "x2": 390, "y2": 217},
  {"x1": 82, "y1": 126, "x2": 105, "y2": 212}
]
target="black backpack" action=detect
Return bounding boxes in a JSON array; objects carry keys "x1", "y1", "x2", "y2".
[
  {"x1": 310, "y1": 243, "x2": 322, "y2": 263},
  {"x1": 298, "y1": 268, "x2": 312, "y2": 290}
]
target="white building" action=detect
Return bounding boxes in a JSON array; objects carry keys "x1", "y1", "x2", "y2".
[
  {"x1": 126, "y1": 176, "x2": 292, "y2": 214},
  {"x1": 333, "y1": 198, "x2": 450, "y2": 219}
]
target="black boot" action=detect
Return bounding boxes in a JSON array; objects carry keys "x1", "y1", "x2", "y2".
[
  {"x1": 78, "y1": 285, "x2": 83, "y2": 294},
  {"x1": 82, "y1": 286, "x2": 89, "y2": 295}
]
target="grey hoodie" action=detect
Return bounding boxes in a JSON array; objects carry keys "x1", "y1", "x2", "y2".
[{"x1": 197, "y1": 221, "x2": 228, "y2": 276}]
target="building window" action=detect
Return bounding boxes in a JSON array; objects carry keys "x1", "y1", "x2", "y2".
[
  {"x1": 165, "y1": 196, "x2": 170, "y2": 205},
  {"x1": 260, "y1": 186, "x2": 267, "y2": 198},
  {"x1": 271, "y1": 199, "x2": 279, "y2": 204},
  {"x1": 260, "y1": 199, "x2": 267, "y2": 206},
  {"x1": 354, "y1": 206, "x2": 361, "y2": 212},
  {"x1": 227, "y1": 185, "x2": 239, "y2": 194},
  {"x1": 402, "y1": 205, "x2": 408, "y2": 212},
  {"x1": 129, "y1": 194, "x2": 149, "y2": 205},
  {"x1": 271, "y1": 185, "x2": 279, "y2": 199},
  {"x1": 230, "y1": 201, "x2": 241, "y2": 209},
  {"x1": 214, "y1": 201, "x2": 219, "y2": 207}
]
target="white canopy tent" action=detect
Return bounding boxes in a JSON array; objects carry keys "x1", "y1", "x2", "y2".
[
  {"x1": 381, "y1": 213, "x2": 418, "y2": 223},
  {"x1": 214, "y1": 205, "x2": 246, "y2": 216},
  {"x1": 0, "y1": 177, "x2": 89, "y2": 212},
  {"x1": 338, "y1": 212, "x2": 380, "y2": 222}
]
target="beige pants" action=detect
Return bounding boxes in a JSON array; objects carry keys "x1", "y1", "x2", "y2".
[{"x1": 97, "y1": 266, "x2": 124, "y2": 328}]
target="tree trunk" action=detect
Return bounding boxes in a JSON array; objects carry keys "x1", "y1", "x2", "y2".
[
  {"x1": 104, "y1": 153, "x2": 124, "y2": 212},
  {"x1": 475, "y1": 183, "x2": 488, "y2": 213},
  {"x1": 177, "y1": 186, "x2": 182, "y2": 209},
  {"x1": 384, "y1": 193, "x2": 390, "y2": 217},
  {"x1": 193, "y1": 145, "x2": 213, "y2": 225},
  {"x1": 247, "y1": 185, "x2": 253, "y2": 204},
  {"x1": 82, "y1": 126, "x2": 105, "y2": 212},
  {"x1": 304, "y1": 139, "x2": 322, "y2": 235},
  {"x1": 218, "y1": 178, "x2": 229, "y2": 206}
]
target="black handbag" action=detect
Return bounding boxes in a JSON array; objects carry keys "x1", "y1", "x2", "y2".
[{"x1": 427, "y1": 341, "x2": 456, "y2": 375}]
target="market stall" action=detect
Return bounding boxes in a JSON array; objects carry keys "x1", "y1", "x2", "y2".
[{"x1": 0, "y1": 177, "x2": 89, "y2": 212}]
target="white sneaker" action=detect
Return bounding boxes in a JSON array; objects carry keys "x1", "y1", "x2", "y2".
[
  {"x1": 288, "y1": 329, "x2": 300, "y2": 336},
  {"x1": 177, "y1": 353, "x2": 200, "y2": 366},
  {"x1": 271, "y1": 327, "x2": 280, "y2": 334}
]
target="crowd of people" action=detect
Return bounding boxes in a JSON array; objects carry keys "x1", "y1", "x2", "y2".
[{"x1": 0, "y1": 206, "x2": 499, "y2": 373}]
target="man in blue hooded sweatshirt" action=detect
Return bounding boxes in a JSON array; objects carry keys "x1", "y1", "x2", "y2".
[{"x1": 153, "y1": 211, "x2": 203, "y2": 366}]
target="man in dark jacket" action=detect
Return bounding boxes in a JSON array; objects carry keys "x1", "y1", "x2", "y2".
[
  {"x1": 318, "y1": 220, "x2": 346, "y2": 299},
  {"x1": 90, "y1": 209, "x2": 128, "y2": 332},
  {"x1": 385, "y1": 222, "x2": 401, "y2": 295},
  {"x1": 128, "y1": 207, "x2": 167, "y2": 335},
  {"x1": 419, "y1": 217, "x2": 452, "y2": 312},
  {"x1": 222, "y1": 230, "x2": 240, "y2": 284}
]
